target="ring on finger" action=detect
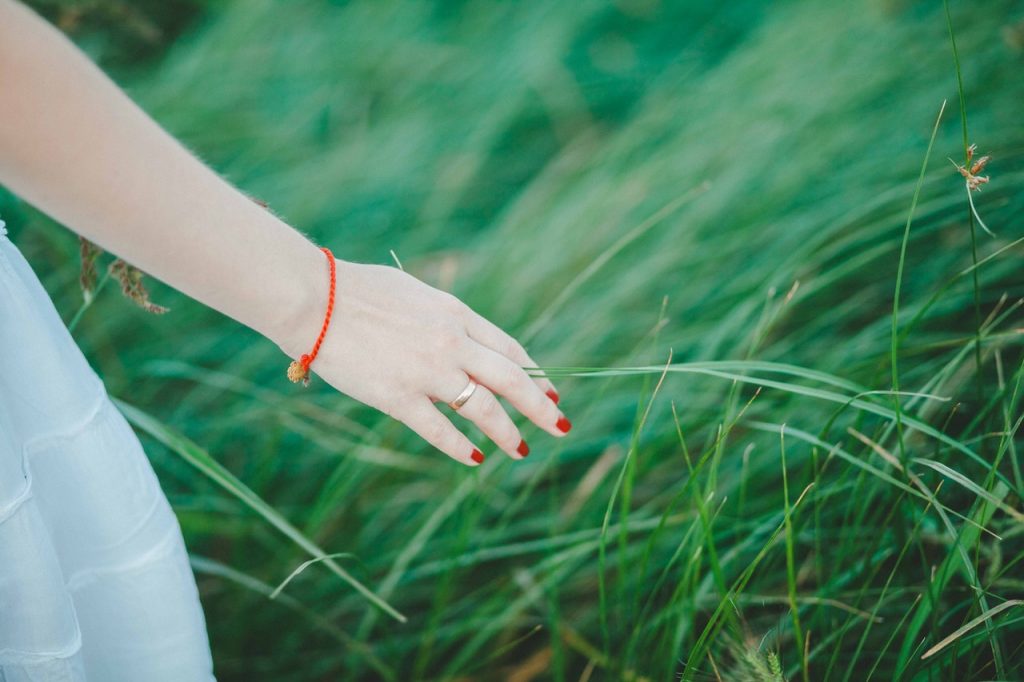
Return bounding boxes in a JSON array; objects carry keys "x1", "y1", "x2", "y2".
[{"x1": 448, "y1": 379, "x2": 478, "y2": 411}]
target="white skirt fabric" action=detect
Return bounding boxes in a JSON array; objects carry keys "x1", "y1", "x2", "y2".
[{"x1": 0, "y1": 220, "x2": 215, "y2": 681}]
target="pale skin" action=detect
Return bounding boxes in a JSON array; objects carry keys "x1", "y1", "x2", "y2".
[{"x1": 0, "y1": 0, "x2": 570, "y2": 466}]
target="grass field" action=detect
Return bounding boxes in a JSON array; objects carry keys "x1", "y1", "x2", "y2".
[{"x1": 4, "y1": 0, "x2": 1024, "y2": 679}]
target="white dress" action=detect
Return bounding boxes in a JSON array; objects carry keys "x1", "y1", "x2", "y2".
[{"x1": 0, "y1": 219, "x2": 215, "y2": 681}]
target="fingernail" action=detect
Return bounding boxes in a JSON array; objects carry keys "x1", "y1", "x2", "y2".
[
  {"x1": 546, "y1": 389, "x2": 560, "y2": 405},
  {"x1": 517, "y1": 440, "x2": 530, "y2": 457},
  {"x1": 556, "y1": 416, "x2": 572, "y2": 434},
  {"x1": 470, "y1": 449, "x2": 485, "y2": 464}
]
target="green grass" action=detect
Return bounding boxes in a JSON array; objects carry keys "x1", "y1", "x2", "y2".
[{"x1": 4, "y1": 0, "x2": 1024, "y2": 679}]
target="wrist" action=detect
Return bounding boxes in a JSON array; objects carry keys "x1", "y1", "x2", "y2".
[{"x1": 267, "y1": 241, "x2": 338, "y2": 361}]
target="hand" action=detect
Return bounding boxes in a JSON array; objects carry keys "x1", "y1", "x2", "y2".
[{"x1": 281, "y1": 259, "x2": 571, "y2": 466}]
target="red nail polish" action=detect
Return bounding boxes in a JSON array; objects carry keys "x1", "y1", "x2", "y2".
[
  {"x1": 546, "y1": 389, "x2": 560, "y2": 405},
  {"x1": 470, "y1": 449, "x2": 485, "y2": 464},
  {"x1": 517, "y1": 440, "x2": 530, "y2": 457},
  {"x1": 556, "y1": 416, "x2": 572, "y2": 433}
]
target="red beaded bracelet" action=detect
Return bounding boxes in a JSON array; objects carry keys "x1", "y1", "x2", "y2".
[{"x1": 287, "y1": 246, "x2": 336, "y2": 386}]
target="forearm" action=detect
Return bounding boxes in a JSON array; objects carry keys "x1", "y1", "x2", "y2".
[{"x1": 0, "y1": 0, "x2": 324, "y2": 355}]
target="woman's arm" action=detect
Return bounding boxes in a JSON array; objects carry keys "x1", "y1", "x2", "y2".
[
  {"x1": 0, "y1": 0, "x2": 569, "y2": 466},
  {"x1": 0, "y1": 1, "x2": 322, "y2": 346}
]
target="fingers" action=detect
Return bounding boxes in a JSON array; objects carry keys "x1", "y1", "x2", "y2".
[
  {"x1": 462, "y1": 343, "x2": 570, "y2": 439},
  {"x1": 398, "y1": 399, "x2": 485, "y2": 467},
  {"x1": 452, "y1": 381, "x2": 530, "y2": 460},
  {"x1": 393, "y1": 298, "x2": 570, "y2": 467},
  {"x1": 465, "y1": 313, "x2": 560, "y2": 404}
]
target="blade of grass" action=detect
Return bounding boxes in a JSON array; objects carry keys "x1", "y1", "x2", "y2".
[
  {"x1": 921, "y1": 600, "x2": 1023, "y2": 660},
  {"x1": 114, "y1": 398, "x2": 406, "y2": 622},
  {"x1": 189, "y1": 554, "x2": 397, "y2": 680},
  {"x1": 944, "y1": 0, "x2": 986, "y2": 406},
  {"x1": 780, "y1": 426, "x2": 808, "y2": 682},
  {"x1": 891, "y1": 99, "x2": 946, "y2": 466},
  {"x1": 598, "y1": 351, "x2": 672, "y2": 664}
]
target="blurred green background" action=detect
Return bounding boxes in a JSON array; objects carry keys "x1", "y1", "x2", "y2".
[{"x1": 3, "y1": 0, "x2": 1024, "y2": 679}]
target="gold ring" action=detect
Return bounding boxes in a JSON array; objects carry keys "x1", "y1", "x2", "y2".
[{"x1": 448, "y1": 380, "x2": 478, "y2": 410}]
